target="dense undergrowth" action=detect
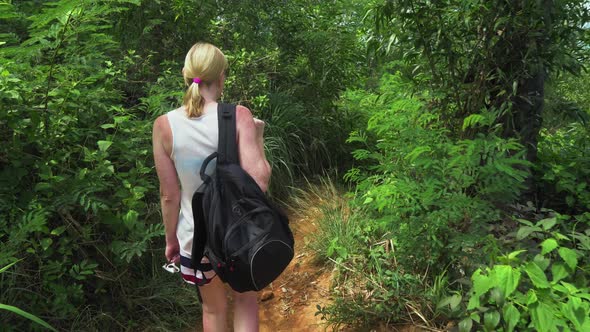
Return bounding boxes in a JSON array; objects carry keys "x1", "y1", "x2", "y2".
[
  {"x1": 1, "y1": 0, "x2": 589, "y2": 331},
  {"x1": 312, "y1": 70, "x2": 590, "y2": 331},
  {"x1": 307, "y1": 1, "x2": 590, "y2": 330}
]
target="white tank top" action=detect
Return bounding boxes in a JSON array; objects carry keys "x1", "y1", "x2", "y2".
[{"x1": 166, "y1": 106, "x2": 218, "y2": 256}]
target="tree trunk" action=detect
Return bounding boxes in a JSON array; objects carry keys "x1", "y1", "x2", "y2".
[{"x1": 509, "y1": 0, "x2": 552, "y2": 199}]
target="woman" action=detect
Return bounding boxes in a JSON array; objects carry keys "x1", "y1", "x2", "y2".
[{"x1": 152, "y1": 42, "x2": 271, "y2": 332}]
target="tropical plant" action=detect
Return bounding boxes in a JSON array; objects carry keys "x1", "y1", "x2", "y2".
[{"x1": 452, "y1": 214, "x2": 590, "y2": 332}]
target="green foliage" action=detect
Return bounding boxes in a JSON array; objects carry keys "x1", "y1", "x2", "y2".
[
  {"x1": 344, "y1": 71, "x2": 530, "y2": 274},
  {"x1": 455, "y1": 214, "x2": 590, "y2": 331},
  {"x1": 0, "y1": 1, "x2": 188, "y2": 329},
  {"x1": 311, "y1": 1, "x2": 590, "y2": 330},
  {"x1": 538, "y1": 70, "x2": 590, "y2": 213},
  {"x1": 537, "y1": 123, "x2": 590, "y2": 213},
  {"x1": 2, "y1": 0, "x2": 589, "y2": 330},
  {"x1": 296, "y1": 177, "x2": 363, "y2": 262},
  {"x1": 307, "y1": 180, "x2": 433, "y2": 329},
  {"x1": 0, "y1": 261, "x2": 58, "y2": 332},
  {"x1": 369, "y1": 0, "x2": 590, "y2": 129}
]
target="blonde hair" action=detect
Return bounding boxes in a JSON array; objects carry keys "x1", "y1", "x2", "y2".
[{"x1": 182, "y1": 43, "x2": 228, "y2": 118}]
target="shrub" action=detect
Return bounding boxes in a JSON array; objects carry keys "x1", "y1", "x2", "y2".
[
  {"x1": 345, "y1": 71, "x2": 530, "y2": 275},
  {"x1": 537, "y1": 123, "x2": 590, "y2": 213},
  {"x1": 452, "y1": 213, "x2": 590, "y2": 332}
]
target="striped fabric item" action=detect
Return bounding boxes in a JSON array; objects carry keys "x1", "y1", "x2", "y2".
[{"x1": 179, "y1": 255, "x2": 216, "y2": 285}]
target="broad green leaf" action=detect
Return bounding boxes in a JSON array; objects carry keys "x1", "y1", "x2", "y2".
[
  {"x1": 534, "y1": 254, "x2": 551, "y2": 271},
  {"x1": 490, "y1": 287, "x2": 505, "y2": 306},
  {"x1": 538, "y1": 217, "x2": 557, "y2": 231},
  {"x1": 507, "y1": 250, "x2": 527, "y2": 260},
  {"x1": 97, "y1": 140, "x2": 113, "y2": 152},
  {"x1": 473, "y1": 269, "x2": 493, "y2": 296},
  {"x1": 552, "y1": 284, "x2": 570, "y2": 294},
  {"x1": 560, "y1": 281, "x2": 580, "y2": 295},
  {"x1": 553, "y1": 231, "x2": 570, "y2": 241},
  {"x1": 467, "y1": 293, "x2": 480, "y2": 310},
  {"x1": 541, "y1": 238, "x2": 558, "y2": 255},
  {"x1": 517, "y1": 218, "x2": 534, "y2": 226},
  {"x1": 558, "y1": 247, "x2": 578, "y2": 270},
  {"x1": 458, "y1": 317, "x2": 473, "y2": 332},
  {"x1": 483, "y1": 310, "x2": 500, "y2": 331},
  {"x1": 50, "y1": 226, "x2": 66, "y2": 236},
  {"x1": 551, "y1": 263, "x2": 568, "y2": 284},
  {"x1": 562, "y1": 297, "x2": 585, "y2": 330},
  {"x1": 470, "y1": 312, "x2": 481, "y2": 323},
  {"x1": 526, "y1": 289, "x2": 538, "y2": 305},
  {"x1": 492, "y1": 265, "x2": 520, "y2": 296},
  {"x1": 531, "y1": 302, "x2": 555, "y2": 332},
  {"x1": 41, "y1": 238, "x2": 53, "y2": 251},
  {"x1": 0, "y1": 304, "x2": 57, "y2": 331},
  {"x1": 517, "y1": 226, "x2": 539, "y2": 240},
  {"x1": 437, "y1": 294, "x2": 462, "y2": 310},
  {"x1": 503, "y1": 303, "x2": 520, "y2": 332},
  {"x1": 524, "y1": 262, "x2": 550, "y2": 289}
]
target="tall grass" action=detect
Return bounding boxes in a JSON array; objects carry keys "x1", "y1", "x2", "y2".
[
  {"x1": 288, "y1": 177, "x2": 362, "y2": 263},
  {"x1": 0, "y1": 262, "x2": 58, "y2": 332},
  {"x1": 292, "y1": 178, "x2": 443, "y2": 330},
  {"x1": 262, "y1": 93, "x2": 333, "y2": 198}
]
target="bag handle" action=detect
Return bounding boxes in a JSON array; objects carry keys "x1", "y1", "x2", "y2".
[{"x1": 199, "y1": 152, "x2": 218, "y2": 183}]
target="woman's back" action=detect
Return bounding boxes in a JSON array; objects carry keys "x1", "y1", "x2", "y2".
[{"x1": 166, "y1": 105, "x2": 218, "y2": 256}]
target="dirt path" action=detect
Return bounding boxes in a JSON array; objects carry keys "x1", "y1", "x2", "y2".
[
  {"x1": 188, "y1": 207, "x2": 428, "y2": 331},
  {"x1": 258, "y1": 212, "x2": 333, "y2": 332}
]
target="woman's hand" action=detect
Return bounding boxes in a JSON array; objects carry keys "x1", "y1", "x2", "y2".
[
  {"x1": 165, "y1": 237, "x2": 181, "y2": 263},
  {"x1": 253, "y1": 118, "x2": 266, "y2": 145}
]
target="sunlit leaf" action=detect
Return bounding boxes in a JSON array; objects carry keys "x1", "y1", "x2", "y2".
[
  {"x1": 541, "y1": 238, "x2": 558, "y2": 255},
  {"x1": 524, "y1": 262, "x2": 550, "y2": 289},
  {"x1": 558, "y1": 247, "x2": 578, "y2": 270}
]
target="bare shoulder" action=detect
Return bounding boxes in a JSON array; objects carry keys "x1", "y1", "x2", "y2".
[
  {"x1": 153, "y1": 114, "x2": 173, "y2": 155},
  {"x1": 153, "y1": 114, "x2": 169, "y2": 129},
  {"x1": 236, "y1": 105, "x2": 253, "y2": 124},
  {"x1": 153, "y1": 114, "x2": 171, "y2": 137}
]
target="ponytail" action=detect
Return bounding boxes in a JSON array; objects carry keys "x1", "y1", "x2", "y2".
[{"x1": 183, "y1": 81, "x2": 205, "y2": 117}]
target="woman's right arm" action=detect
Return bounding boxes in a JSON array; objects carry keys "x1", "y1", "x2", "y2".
[
  {"x1": 152, "y1": 115, "x2": 181, "y2": 263},
  {"x1": 236, "y1": 105, "x2": 271, "y2": 192}
]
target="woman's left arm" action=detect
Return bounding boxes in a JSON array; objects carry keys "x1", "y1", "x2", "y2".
[{"x1": 152, "y1": 115, "x2": 181, "y2": 263}]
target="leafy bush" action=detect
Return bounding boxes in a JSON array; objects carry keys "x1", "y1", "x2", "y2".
[
  {"x1": 314, "y1": 69, "x2": 538, "y2": 329},
  {"x1": 537, "y1": 123, "x2": 590, "y2": 213},
  {"x1": 345, "y1": 71, "x2": 530, "y2": 274},
  {"x1": 451, "y1": 213, "x2": 590, "y2": 331},
  {"x1": 304, "y1": 179, "x2": 434, "y2": 329},
  {"x1": 0, "y1": 1, "x2": 197, "y2": 329}
]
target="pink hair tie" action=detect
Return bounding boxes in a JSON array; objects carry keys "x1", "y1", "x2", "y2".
[{"x1": 192, "y1": 77, "x2": 202, "y2": 84}]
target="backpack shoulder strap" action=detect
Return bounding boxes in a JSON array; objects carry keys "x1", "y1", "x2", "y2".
[{"x1": 217, "y1": 103, "x2": 238, "y2": 164}]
